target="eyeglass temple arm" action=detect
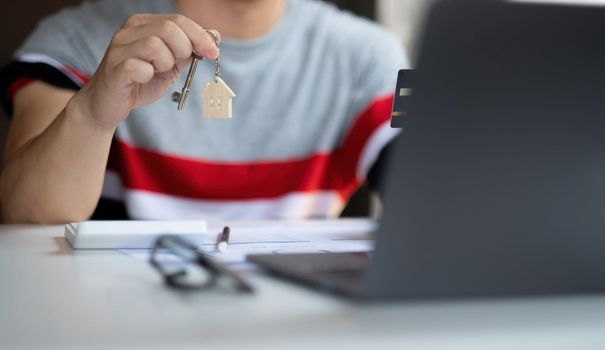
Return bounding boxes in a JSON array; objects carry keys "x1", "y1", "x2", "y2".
[{"x1": 196, "y1": 254, "x2": 254, "y2": 293}]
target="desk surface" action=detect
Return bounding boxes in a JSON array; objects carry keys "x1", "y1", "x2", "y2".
[{"x1": 1, "y1": 224, "x2": 605, "y2": 350}]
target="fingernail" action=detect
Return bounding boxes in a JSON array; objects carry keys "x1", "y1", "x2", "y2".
[{"x1": 209, "y1": 43, "x2": 219, "y2": 59}]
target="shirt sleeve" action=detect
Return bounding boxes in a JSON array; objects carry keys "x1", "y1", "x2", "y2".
[
  {"x1": 337, "y1": 22, "x2": 409, "y2": 193},
  {"x1": 0, "y1": 4, "x2": 103, "y2": 116}
]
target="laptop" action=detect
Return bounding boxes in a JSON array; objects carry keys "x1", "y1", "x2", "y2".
[{"x1": 248, "y1": 0, "x2": 605, "y2": 300}]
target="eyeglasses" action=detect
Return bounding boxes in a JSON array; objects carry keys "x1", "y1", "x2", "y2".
[{"x1": 150, "y1": 234, "x2": 253, "y2": 293}]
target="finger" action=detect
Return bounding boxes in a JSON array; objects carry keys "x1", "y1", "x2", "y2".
[
  {"x1": 114, "y1": 57, "x2": 155, "y2": 86},
  {"x1": 121, "y1": 13, "x2": 153, "y2": 28},
  {"x1": 162, "y1": 14, "x2": 220, "y2": 59},
  {"x1": 117, "y1": 14, "x2": 219, "y2": 60},
  {"x1": 112, "y1": 21, "x2": 193, "y2": 62},
  {"x1": 115, "y1": 35, "x2": 176, "y2": 73}
]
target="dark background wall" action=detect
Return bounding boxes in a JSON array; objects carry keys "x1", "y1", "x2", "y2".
[{"x1": 0, "y1": 1, "x2": 83, "y2": 67}]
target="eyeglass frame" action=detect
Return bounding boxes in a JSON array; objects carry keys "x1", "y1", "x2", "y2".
[{"x1": 149, "y1": 234, "x2": 253, "y2": 293}]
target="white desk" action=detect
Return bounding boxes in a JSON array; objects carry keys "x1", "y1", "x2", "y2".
[{"x1": 1, "y1": 225, "x2": 605, "y2": 350}]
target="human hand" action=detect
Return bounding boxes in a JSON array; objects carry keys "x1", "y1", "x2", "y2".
[{"x1": 73, "y1": 14, "x2": 219, "y2": 129}]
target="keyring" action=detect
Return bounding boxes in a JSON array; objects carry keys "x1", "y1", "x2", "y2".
[{"x1": 205, "y1": 29, "x2": 221, "y2": 46}]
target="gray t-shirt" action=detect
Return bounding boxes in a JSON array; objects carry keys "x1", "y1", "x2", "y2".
[{"x1": 11, "y1": 0, "x2": 408, "y2": 220}]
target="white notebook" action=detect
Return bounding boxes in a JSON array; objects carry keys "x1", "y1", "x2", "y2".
[{"x1": 65, "y1": 220, "x2": 208, "y2": 249}]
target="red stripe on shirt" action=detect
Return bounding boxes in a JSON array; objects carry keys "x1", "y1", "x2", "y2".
[
  {"x1": 328, "y1": 93, "x2": 395, "y2": 194},
  {"x1": 61, "y1": 65, "x2": 89, "y2": 85},
  {"x1": 106, "y1": 94, "x2": 394, "y2": 201},
  {"x1": 6, "y1": 76, "x2": 34, "y2": 100}
]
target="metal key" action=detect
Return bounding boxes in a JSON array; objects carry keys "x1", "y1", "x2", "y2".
[
  {"x1": 171, "y1": 51, "x2": 202, "y2": 110},
  {"x1": 172, "y1": 29, "x2": 222, "y2": 111}
]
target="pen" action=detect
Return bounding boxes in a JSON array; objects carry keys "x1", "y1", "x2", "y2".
[{"x1": 215, "y1": 226, "x2": 230, "y2": 252}]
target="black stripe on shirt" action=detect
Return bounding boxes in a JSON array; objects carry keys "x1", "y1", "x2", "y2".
[
  {"x1": 91, "y1": 198, "x2": 130, "y2": 220},
  {"x1": 0, "y1": 61, "x2": 80, "y2": 117}
]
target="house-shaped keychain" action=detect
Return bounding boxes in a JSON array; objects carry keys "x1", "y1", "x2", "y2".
[{"x1": 202, "y1": 77, "x2": 236, "y2": 119}]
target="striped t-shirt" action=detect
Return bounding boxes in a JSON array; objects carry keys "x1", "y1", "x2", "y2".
[{"x1": 0, "y1": 0, "x2": 407, "y2": 220}]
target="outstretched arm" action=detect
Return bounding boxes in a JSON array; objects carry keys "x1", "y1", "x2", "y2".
[{"x1": 0, "y1": 14, "x2": 219, "y2": 223}]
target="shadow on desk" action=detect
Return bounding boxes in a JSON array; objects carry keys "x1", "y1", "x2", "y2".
[
  {"x1": 48, "y1": 236, "x2": 72, "y2": 256},
  {"x1": 48, "y1": 235, "x2": 122, "y2": 256}
]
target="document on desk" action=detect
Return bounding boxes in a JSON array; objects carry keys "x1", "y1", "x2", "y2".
[{"x1": 120, "y1": 219, "x2": 376, "y2": 269}]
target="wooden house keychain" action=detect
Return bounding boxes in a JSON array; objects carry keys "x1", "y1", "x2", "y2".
[{"x1": 171, "y1": 29, "x2": 236, "y2": 118}]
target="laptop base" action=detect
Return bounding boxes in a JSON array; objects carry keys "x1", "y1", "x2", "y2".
[{"x1": 248, "y1": 252, "x2": 369, "y2": 297}]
